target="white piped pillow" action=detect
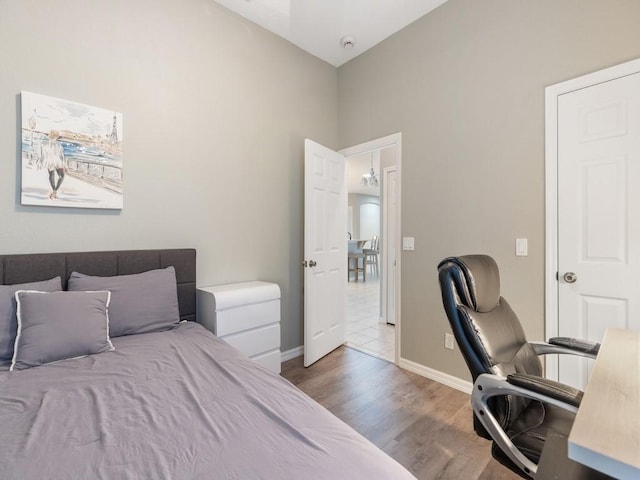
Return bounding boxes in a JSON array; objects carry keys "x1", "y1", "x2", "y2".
[{"x1": 10, "y1": 290, "x2": 114, "y2": 371}]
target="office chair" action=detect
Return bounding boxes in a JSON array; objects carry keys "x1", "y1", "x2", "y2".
[{"x1": 437, "y1": 255, "x2": 600, "y2": 478}]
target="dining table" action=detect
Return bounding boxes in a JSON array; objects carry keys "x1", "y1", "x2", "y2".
[{"x1": 347, "y1": 239, "x2": 369, "y2": 281}]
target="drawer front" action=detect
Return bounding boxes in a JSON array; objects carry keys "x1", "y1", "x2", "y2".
[
  {"x1": 200, "y1": 282, "x2": 280, "y2": 310},
  {"x1": 215, "y1": 301, "x2": 279, "y2": 336},
  {"x1": 251, "y1": 349, "x2": 281, "y2": 374},
  {"x1": 222, "y1": 323, "x2": 280, "y2": 357}
]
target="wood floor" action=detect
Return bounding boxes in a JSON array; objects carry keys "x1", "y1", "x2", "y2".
[{"x1": 281, "y1": 346, "x2": 521, "y2": 480}]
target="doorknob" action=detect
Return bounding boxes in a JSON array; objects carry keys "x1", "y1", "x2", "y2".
[
  {"x1": 309, "y1": 260, "x2": 317, "y2": 267},
  {"x1": 563, "y1": 272, "x2": 578, "y2": 283}
]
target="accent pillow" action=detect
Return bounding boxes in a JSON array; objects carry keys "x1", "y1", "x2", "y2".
[
  {"x1": 67, "y1": 266, "x2": 180, "y2": 337},
  {"x1": 10, "y1": 290, "x2": 114, "y2": 371},
  {"x1": 0, "y1": 276, "x2": 62, "y2": 366}
]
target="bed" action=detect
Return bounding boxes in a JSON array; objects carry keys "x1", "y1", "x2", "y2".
[{"x1": 0, "y1": 249, "x2": 414, "y2": 479}]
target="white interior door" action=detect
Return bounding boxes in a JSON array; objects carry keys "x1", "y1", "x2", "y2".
[
  {"x1": 557, "y1": 72, "x2": 640, "y2": 389},
  {"x1": 383, "y1": 167, "x2": 397, "y2": 325},
  {"x1": 304, "y1": 139, "x2": 347, "y2": 367}
]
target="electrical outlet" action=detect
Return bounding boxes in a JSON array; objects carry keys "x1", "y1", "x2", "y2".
[{"x1": 445, "y1": 333, "x2": 455, "y2": 350}]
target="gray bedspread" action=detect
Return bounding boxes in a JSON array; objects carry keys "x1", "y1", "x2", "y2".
[{"x1": 0, "y1": 322, "x2": 414, "y2": 479}]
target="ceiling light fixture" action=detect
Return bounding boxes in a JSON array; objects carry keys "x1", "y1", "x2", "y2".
[{"x1": 360, "y1": 153, "x2": 378, "y2": 187}]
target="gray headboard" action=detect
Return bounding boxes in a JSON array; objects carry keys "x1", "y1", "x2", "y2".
[{"x1": 0, "y1": 249, "x2": 196, "y2": 322}]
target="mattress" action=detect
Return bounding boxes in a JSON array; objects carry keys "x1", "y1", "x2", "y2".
[{"x1": 0, "y1": 322, "x2": 414, "y2": 479}]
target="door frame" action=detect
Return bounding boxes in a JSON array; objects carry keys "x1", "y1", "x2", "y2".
[
  {"x1": 340, "y1": 132, "x2": 402, "y2": 364},
  {"x1": 544, "y1": 58, "x2": 640, "y2": 380}
]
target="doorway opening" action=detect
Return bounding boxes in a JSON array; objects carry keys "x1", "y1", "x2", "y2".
[{"x1": 340, "y1": 133, "x2": 402, "y2": 364}]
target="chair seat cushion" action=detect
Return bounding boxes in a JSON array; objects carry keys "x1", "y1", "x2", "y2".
[{"x1": 491, "y1": 400, "x2": 575, "y2": 472}]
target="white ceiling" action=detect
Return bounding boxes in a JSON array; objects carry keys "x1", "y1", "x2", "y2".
[{"x1": 213, "y1": 0, "x2": 449, "y2": 67}]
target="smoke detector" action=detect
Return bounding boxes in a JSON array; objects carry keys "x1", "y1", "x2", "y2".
[{"x1": 341, "y1": 36, "x2": 356, "y2": 49}]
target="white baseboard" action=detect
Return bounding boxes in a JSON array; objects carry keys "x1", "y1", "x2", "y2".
[
  {"x1": 399, "y1": 357, "x2": 473, "y2": 395},
  {"x1": 281, "y1": 346, "x2": 303, "y2": 362}
]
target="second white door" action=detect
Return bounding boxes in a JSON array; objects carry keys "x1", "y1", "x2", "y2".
[{"x1": 557, "y1": 71, "x2": 640, "y2": 389}]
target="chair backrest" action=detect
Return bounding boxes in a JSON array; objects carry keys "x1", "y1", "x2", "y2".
[
  {"x1": 371, "y1": 235, "x2": 378, "y2": 252},
  {"x1": 437, "y1": 255, "x2": 542, "y2": 427}
]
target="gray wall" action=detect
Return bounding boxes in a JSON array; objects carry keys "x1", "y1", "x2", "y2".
[
  {"x1": 0, "y1": 0, "x2": 337, "y2": 352},
  {"x1": 3, "y1": 0, "x2": 640, "y2": 380},
  {"x1": 338, "y1": 0, "x2": 640, "y2": 380},
  {"x1": 380, "y1": 146, "x2": 397, "y2": 172}
]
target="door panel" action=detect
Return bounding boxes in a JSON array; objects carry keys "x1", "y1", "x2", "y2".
[
  {"x1": 581, "y1": 157, "x2": 626, "y2": 261},
  {"x1": 557, "y1": 72, "x2": 640, "y2": 389},
  {"x1": 304, "y1": 139, "x2": 347, "y2": 367}
]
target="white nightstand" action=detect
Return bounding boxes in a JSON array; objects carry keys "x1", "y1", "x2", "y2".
[{"x1": 196, "y1": 281, "x2": 281, "y2": 374}]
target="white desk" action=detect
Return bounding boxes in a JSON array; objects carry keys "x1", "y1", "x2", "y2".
[{"x1": 568, "y1": 328, "x2": 640, "y2": 479}]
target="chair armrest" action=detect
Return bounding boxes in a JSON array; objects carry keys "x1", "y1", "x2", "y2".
[
  {"x1": 529, "y1": 338, "x2": 599, "y2": 359},
  {"x1": 507, "y1": 373, "x2": 583, "y2": 408},
  {"x1": 549, "y1": 337, "x2": 600, "y2": 355},
  {"x1": 472, "y1": 374, "x2": 579, "y2": 418}
]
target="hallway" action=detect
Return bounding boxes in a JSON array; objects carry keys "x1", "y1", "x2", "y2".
[{"x1": 345, "y1": 276, "x2": 395, "y2": 362}]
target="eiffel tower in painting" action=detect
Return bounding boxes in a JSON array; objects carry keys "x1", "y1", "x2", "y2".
[{"x1": 107, "y1": 113, "x2": 118, "y2": 144}]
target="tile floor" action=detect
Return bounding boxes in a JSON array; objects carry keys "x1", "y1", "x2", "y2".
[{"x1": 345, "y1": 274, "x2": 395, "y2": 362}]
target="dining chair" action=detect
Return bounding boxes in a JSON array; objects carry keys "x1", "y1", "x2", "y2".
[{"x1": 363, "y1": 235, "x2": 379, "y2": 277}]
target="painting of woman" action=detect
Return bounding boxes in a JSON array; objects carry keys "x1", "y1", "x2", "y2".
[{"x1": 37, "y1": 130, "x2": 66, "y2": 199}]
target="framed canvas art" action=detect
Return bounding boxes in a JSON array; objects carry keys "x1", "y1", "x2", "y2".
[{"x1": 21, "y1": 91, "x2": 123, "y2": 209}]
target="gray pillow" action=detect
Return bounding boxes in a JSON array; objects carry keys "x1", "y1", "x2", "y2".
[
  {"x1": 67, "y1": 267, "x2": 180, "y2": 337},
  {"x1": 0, "y1": 276, "x2": 62, "y2": 366},
  {"x1": 10, "y1": 290, "x2": 114, "y2": 371}
]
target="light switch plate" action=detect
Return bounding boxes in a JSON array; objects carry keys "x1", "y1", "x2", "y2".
[
  {"x1": 516, "y1": 238, "x2": 528, "y2": 256},
  {"x1": 445, "y1": 333, "x2": 455, "y2": 350},
  {"x1": 402, "y1": 237, "x2": 415, "y2": 251}
]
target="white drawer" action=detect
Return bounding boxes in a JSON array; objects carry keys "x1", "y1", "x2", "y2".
[
  {"x1": 214, "y1": 300, "x2": 279, "y2": 336},
  {"x1": 222, "y1": 323, "x2": 280, "y2": 357},
  {"x1": 251, "y1": 349, "x2": 281, "y2": 374},
  {"x1": 200, "y1": 282, "x2": 280, "y2": 309}
]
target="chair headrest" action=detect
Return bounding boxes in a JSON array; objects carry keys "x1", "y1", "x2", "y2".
[{"x1": 439, "y1": 255, "x2": 500, "y2": 313}]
